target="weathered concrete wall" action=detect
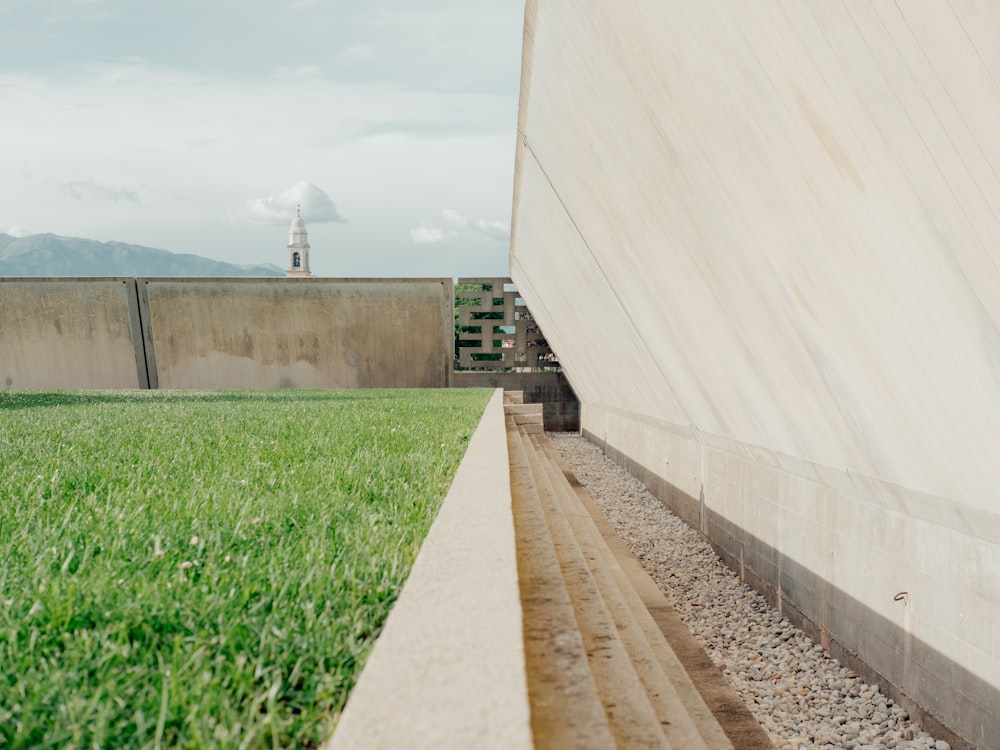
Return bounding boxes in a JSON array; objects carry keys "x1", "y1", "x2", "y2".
[
  {"x1": 451, "y1": 371, "x2": 579, "y2": 431},
  {"x1": 510, "y1": 1, "x2": 1000, "y2": 746},
  {"x1": 0, "y1": 278, "x2": 146, "y2": 389},
  {"x1": 143, "y1": 278, "x2": 452, "y2": 389},
  {"x1": 1, "y1": 278, "x2": 453, "y2": 390}
]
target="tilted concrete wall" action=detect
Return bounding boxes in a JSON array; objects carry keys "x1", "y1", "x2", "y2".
[
  {"x1": 511, "y1": 1, "x2": 1000, "y2": 746},
  {"x1": 1, "y1": 278, "x2": 453, "y2": 390}
]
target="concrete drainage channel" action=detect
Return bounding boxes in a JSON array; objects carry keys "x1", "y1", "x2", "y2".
[{"x1": 327, "y1": 389, "x2": 765, "y2": 748}]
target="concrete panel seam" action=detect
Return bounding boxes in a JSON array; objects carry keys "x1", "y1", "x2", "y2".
[
  {"x1": 135, "y1": 278, "x2": 159, "y2": 390},
  {"x1": 125, "y1": 278, "x2": 150, "y2": 389}
]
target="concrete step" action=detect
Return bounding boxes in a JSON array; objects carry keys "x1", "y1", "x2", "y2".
[
  {"x1": 544, "y1": 440, "x2": 774, "y2": 750},
  {"x1": 503, "y1": 390, "x2": 525, "y2": 405},
  {"x1": 518, "y1": 424, "x2": 672, "y2": 749},
  {"x1": 531, "y1": 433, "x2": 730, "y2": 749},
  {"x1": 329, "y1": 393, "x2": 757, "y2": 750},
  {"x1": 506, "y1": 414, "x2": 617, "y2": 749},
  {"x1": 505, "y1": 403, "x2": 737, "y2": 749},
  {"x1": 536, "y1": 437, "x2": 776, "y2": 749}
]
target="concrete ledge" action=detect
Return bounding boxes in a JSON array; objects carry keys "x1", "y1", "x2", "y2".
[
  {"x1": 505, "y1": 403, "x2": 543, "y2": 417},
  {"x1": 325, "y1": 389, "x2": 532, "y2": 749},
  {"x1": 509, "y1": 403, "x2": 545, "y2": 429}
]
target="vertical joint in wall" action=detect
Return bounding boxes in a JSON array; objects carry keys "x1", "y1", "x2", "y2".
[
  {"x1": 126, "y1": 278, "x2": 152, "y2": 389},
  {"x1": 698, "y1": 435, "x2": 708, "y2": 536},
  {"x1": 134, "y1": 278, "x2": 159, "y2": 390}
]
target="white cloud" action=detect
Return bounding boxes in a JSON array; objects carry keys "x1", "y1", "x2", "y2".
[
  {"x1": 56, "y1": 179, "x2": 141, "y2": 204},
  {"x1": 410, "y1": 225, "x2": 456, "y2": 244},
  {"x1": 410, "y1": 208, "x2": 510, "y2": 244},
  {"x1": 2, "y1": 225, "x2": 31, "y2": 237},
  {"x1": 441, "y1": 208, "x2": 469, "y2": 228},
  {"x1": 474, "y1": 218, "x2": 510, "y2": 241},
  {"x1": 231, "y1": 181, "x2": 346, "y2": 225}
]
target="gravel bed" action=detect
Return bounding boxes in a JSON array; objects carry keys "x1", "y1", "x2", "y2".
[{"x1": 550, "y1": 433, "x2": 950, "y2": 750}]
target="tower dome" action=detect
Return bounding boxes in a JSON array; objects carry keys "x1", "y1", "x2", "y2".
[{"x1": 286, "y1": 205, "x2": 311, "y2": 277}]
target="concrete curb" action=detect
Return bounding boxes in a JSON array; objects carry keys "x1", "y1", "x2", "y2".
[{"x1": 325, "y1": 388, "x2": 532, "y2": 750}]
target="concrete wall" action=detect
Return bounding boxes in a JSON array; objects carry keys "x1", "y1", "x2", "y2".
[
  {"x1": 510, "y1": 1, "x2": 1000, "y2": 746},
  {"x1": 451, "y1": 371, "x2": 579, "y2": 431},
  {"x1": 143, "y1": 278, "x2": 452, "y2": 389},
  {"x1": 0, "y1": 278, "x2": 146, "y2": 389},
  {"x1": 1, "y1": 278, "x2": 453, "y2": 390}
]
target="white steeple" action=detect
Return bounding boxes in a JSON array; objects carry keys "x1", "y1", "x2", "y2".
[{"x1": 286, "y1": 205, "x2": 311, "y2": 277}]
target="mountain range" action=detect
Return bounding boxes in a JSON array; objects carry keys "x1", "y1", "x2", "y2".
[{"x1": 0, "y1": 233, "x2": 283, "y2": 277}]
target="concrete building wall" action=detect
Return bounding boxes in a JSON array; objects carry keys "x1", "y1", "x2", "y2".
[
  {"x1": 0, "y1": 278, "x2": 145, "y2": 389},
  {"x1": 510, "y1": 1, "x2": 1000, "y2": 745}
]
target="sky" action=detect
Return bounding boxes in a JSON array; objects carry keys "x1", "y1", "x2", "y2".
[{"x1": 0, "y1": 1, "x2": 525, "y2": 277}]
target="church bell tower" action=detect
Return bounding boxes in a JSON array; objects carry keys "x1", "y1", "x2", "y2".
[{"x1": 286, "y1": 205, "x2": 311, "y2": 277}]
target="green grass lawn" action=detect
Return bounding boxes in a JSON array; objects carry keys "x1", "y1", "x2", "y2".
[{"x1": 0, "y1": 388, "x2": 491, "y2": 749}]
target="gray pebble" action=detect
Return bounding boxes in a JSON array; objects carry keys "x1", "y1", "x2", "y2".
[{"x1": 550, "y1": 434, "x2": 953, "y2": 750}]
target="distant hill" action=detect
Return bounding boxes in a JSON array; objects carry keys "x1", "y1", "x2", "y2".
[{"x1": 0, "y1": 233, "x2": 284, "y2": 277}]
